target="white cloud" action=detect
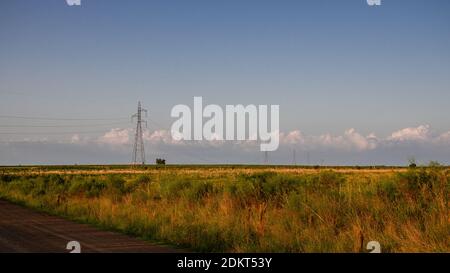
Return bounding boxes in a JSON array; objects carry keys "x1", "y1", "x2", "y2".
[
  {"x1": 387, "y1": 125, "x2": 431, "y2": 142},
  {"x1": 70, "y1": 134, "x2": 93, "y2": 145},
  {"x1": 3, "y1": 125, "x2": 449, "y2": 165},
  {"x1": 279, "y1": 128, "x2": 377, "y2": 151},
  {"x1": 280, "y1": 130, "x2": 305, "y2": 145},
  {"x1": 87, "y1": 125, "x2": 449, "y2": 153},
  {"x1": 343, "y1": 128, "x2": 378, "y2": 150},
  {"x1": 98, "y1": 128, "x2": 131, "y2": 145},
  {"x1": 71, "y1": 134, "x2": 81, "y2": 144},
  {"x1": 144, "y1": 129, "x2": 185, "y2": 145},
  {"x1": 436, "y1": 131, "x2": 450, "y2": 144}
]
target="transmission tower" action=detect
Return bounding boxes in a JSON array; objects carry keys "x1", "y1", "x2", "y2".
[
  {"x1": 131, "y1": 101, "x2": 147, "y2": 165},
  {"x1": 292, "y1": 149, "x2": 296, "y2": 165},
  {"x1": 264, "y1": 151, "x2": 269, "y2": 165}
]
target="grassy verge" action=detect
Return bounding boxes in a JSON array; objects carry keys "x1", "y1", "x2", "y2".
[{"x1": 0, "y1": 166, "x2": 448, "y2": 252}]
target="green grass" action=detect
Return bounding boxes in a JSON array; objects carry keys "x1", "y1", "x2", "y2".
[{"x1": 0, "y1": 165, "x2": 448, "y2": 252}]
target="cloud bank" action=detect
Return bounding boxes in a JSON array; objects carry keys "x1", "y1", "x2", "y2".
[{"x1": 1, "y1": 125, "x2": 449, "y2": 165}]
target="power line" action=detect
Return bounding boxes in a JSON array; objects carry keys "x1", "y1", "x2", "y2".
[
  {"x1": 0, "y1": 130, "x2": 114, "y2": 135},
  {"x1": 0, "y1": 122, "x2": 129, "y2": 128},
  {"x1": 146, "y1": 116, "x2": 166, "y2": 129},
  {"x1": 0, "y1": 115, "x2": 129, "y2": 121}
]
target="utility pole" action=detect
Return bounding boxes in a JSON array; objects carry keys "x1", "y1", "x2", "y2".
[
  {"x1": 264, "y1": 151, "x2": 269, "y2": 165},
  {"x1": 132, "y1": 101, "x2": 147, "y2": 165},
  {"x1": 292, "y1": 149, "x2": 296, "y2": 165}
]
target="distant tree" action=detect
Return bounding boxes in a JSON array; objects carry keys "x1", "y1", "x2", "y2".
[
  {"x1": 428, "y1": 161, "x2": 441, "y2": 168},
  {"x1": 408, "y1": 157, "x2": 417, "y2": 168},
  {"x1": 156, "y1": 158, "x2": 166, "y2": 165}
]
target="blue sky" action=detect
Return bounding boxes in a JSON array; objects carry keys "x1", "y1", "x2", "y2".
[{"x1": 0, "y1": 0, "x2": 449, "y2": 165}]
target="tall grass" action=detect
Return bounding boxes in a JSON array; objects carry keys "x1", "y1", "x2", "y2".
[{"x1": 0, "y1": 166, "x2": 448, "y2": 252}]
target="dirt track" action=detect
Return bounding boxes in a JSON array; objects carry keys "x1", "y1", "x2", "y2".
[{"x1": 0, "y1": 200, "x2": 181, "y2": 253}]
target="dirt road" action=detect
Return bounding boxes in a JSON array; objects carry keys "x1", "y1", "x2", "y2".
[{"x1": 0, "y1": 200, "x2": 181, "y2": 253}]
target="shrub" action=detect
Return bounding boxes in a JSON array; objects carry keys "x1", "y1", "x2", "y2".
[
  {"x1": 10, "y1": 177, "x2": 35, "y2": 195},
  {"x1": 156, "y1": 158, "x2": 166, "y2": 165},
  {"x1": 185, "y1": 181, "x2": 215, "y2": 201},
  {"x1": 107, "y1": 175, "x2": 127, "y2": 193},
  {"x1": 160, "y1": 178, "x2": 192, "y2": 200},
  {"x1": 225, "y1": 178, "x2": 259, "y2": 207},
  {"x1": 68, "y1": 177, "x2": 106, "y2": 197},
  {"x1": 31, "y1": 177, "x2": 48, "y2": 197},
  {"x1": 125, "y1": 174, "x2": 151, "y2": 192},
  {"x1": 227, "y1": 172, "x2": 301, "y2": 206},
  {"x1": 286, "y1": 192, "x2": 303, "y2": 210},
  {"x1": 377, "y1": 179, "x2": 400, "y2": 202},
  {"x1": 408, "y1": 157, "x2": 417, "y2": 168},
  {"x1": 0, "y1": 174, "x2": 16, "y2": 183},
  {"x1": 399, "y1": 168, "x2": 435, "y2": 192},
  {"x1": 306, "y1": 171, "x2": 344, "y2": 190}
]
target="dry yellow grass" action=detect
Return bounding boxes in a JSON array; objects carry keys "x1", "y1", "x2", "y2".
[{"x1": 0, "y1": 165, "x2": 448, "y2": 252}]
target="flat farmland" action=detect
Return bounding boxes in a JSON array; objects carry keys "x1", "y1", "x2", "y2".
[{"x1": 0, "y1": 165, "x2": 448, "y2": 252}]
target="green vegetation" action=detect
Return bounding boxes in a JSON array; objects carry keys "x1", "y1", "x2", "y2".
[{"x1": 0, "y1": 165, "x2": 448, "y2": 252}]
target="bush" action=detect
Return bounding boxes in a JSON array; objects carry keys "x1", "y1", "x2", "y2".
[
  {"x1": 160, "y1": 178, "x2": 192, "y2": 200},
  {"x1": 260, "y1": 175, "x2": 301, "y2": 205},
  {"x1": 0, "y1": 174, "x2": 16, "y2": 183},
  {"x1": 408, "y1": 157, "x2": 417, "y2": 168},
  {"x1": 399, "y1": 168, "x2": 436, "y2": 191},
  {"x1": 186, "y1": 181, "x2": 215, "y2": 201},
  {"x1": 125, "y1": 174, "x2": 151, "y2": 192},
  {"x1": 227, "y1": 172, "x2": 301, "y2": 206},
  {"x1": 68, "y1": 177, "x2": 106, "y2": 197},
  {"x1": 156, "y1": 158, "x2": 166, "y2": 165},
  {"x1": 306, "y1": 171, "x2": 344, "y2": 190},
  {"x1": 286, "y1": 192, "x2": 304, "y2": 210},
  {"x1": 31, "y1": 177, "x2": 48, "y2": 197},
  {"x1": 225, "y1": 178, "x2": 258, "y2": 207},
  {"x1": 377, "y1": 179, "x2": 400, "y2": 202},
  {"x1": 107, "y1": 175, "x2": 126, "y2": 193},
  {"x1": 11, "y1": 177, "x2": 35, "y2": 195}
]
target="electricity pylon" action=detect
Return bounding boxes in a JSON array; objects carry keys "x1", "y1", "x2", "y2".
[
  {"x1": 264, "y1": 151, "x2": 269, "y2": 165},
  {"x1": 292, "y1": 149, "x2": 296, "y2": 165},
  {"x1": 131, "y1": 101, "x2": 147, "y2": 165}
]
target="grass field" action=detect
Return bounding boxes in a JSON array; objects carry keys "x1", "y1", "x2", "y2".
[{"x1": 0, "y1": 165, "x2": 448, "y2": 252}]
